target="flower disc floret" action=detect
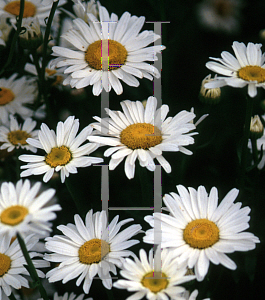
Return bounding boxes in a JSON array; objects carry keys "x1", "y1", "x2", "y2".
[
  {"x1": 141, "y1": 272, "x2": 168, "y2": 293},
  {"x1": 238, "y1": 66, "x2": 265, "y2": 83},
  {"x1": 79, "y1": 239, "x2": 110, "y2": 264},
  {"x1": 4, "y1": 1, "x2": 36, "y2": 18},
  {"x1": 183, "y1": 218, "x2": 219, "y2": 249},
  {"x1": 0, "y1": 253, "x2": 11, "y2": 276},
  {"x1": 85, "y1": 40, "x2": 127, "y2": 70},
  {"x1": 0, "y1": 205, "x2": 28, "y2": 226},
  {"x1": 45, "y1": 146, "x2": 72, "y2": 168},
  {"x1": 0, "y1": 88, "x2": 15, "y2": 105},
  {"x1": 8, "y1": 130, "x2": 30, "y2": 146},
  {"x1": 120, "y1": 123, "x2": 162, "y2": 150}
]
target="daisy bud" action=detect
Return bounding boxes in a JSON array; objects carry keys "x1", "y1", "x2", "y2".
[
  {"x1": 19, "y1": 17, "x2": 43, "y2": 50},
  {"x1": 199, "y1": 74, "x2": 221, "y2": 104},
  {"x1": 250, "y1": 115, "x2": 264, "y2": 139}
]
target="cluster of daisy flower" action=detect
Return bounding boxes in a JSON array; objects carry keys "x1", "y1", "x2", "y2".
[{"x1": 0, "y1": 0, "x2": 263, "y2": 299}]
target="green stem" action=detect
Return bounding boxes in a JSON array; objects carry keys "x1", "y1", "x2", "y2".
[
  {"x1": 65, "y1": 177, "x2": 84, "y2": 216},
  {"x1": 8, "y1": 293, "x2": 17, "y2": 300},
  {"x1": 40, "y1": 0, "x2": 59, "y2": 103},
  {"x1": 0, "y1": 0, "x2": 24, "y2": 76},
  {"x1": 32, "y1": 51, "x2": 43, "y2": 109},
  {"x1": 239, "y1": 95, "x2": 254, "y2": 188},
  {"x1": 105, "y1": 288, "x2": 114, "y2": 300},
  {"x1": 138, "y1": 165, "x2": 153, "y2": 206},
  {"x1": 251, "y1": 138, "x2": 258, "y2": 165},
  {"x1": 16, "y1": 233, "x2": 50, "y2": 300}
]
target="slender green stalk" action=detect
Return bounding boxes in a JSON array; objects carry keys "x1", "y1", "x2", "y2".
[
  {"x1": 32, "y1": 50, "x2": 43, "y2": 108},
  {"x1": 0, "y1": 0, "x2": 25, "y2": 76},
  {"x1": 65, "y1": 177, "x2": 84, "y2": 216},
  {"x1": 105, "y1": 288, "x2": 114, "y2": 300},
  {"x1": 251, "y1": 138, "x2": 258, "y2": 165},
  {"x1": 40, "y1": 0, "x2": 59, "y2": 100},
  {"x1": 16, "y1": 233, "x2": 50, "y2": 300},
  {"x1": 8, "y1": 293, "x2": 17, "y2": 300},
  {"x1": 138, "y1": 165, "x2": 153, "y2": 206},
  {"x1": 239, "y1": 95, "x2": 254, "y2": 187}
]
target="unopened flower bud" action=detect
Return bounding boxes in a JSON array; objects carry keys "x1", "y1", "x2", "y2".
[
  {"x1": 19, "y1": 17, "x2": 43, "y2": 50},
  {"x1": 199, "y1": 74, "x2": 221, "y2": 104},
  {"x1": 250, "y1": 115, "x2": 264, "y2": 139}
]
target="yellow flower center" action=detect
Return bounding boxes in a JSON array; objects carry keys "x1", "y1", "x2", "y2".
[
  {"x1": 8, "y1": 130, "x2": 31, "y2": 146},
  {"x1": 120, "y1": 123, "x2": 162, "y2": 150},
  {"x1": 141, "y1": 272, "x2": 169, "y2": 293},
  {"x1": 183, "y1": 219, "x2": 219, "y2": 249},
  {"x1": 238, "y1": 66, "x2": 265, "y2": 83},
  {"x1": 45, "y1": 146, "x2": 72, "y2": 168},
  {"x1": 4, "y1": 1, "x2": 36, "y2": 18},
  {"x1": 85, "y1": 40, "x2": 127, "y2": 70},
  {"x1": 45, "y1": 68, "x2": 57, "y2": 77},
  {"x1": 78, "y1": 239, "x2": 110, "y2": 264},
  {"x1": 0, "y1": 87, "x2": 15, "y2": 105},
  {"x1": 0, "y1": 205, "x2": 29, "y2": 226},
  {"x1": 0, "y1": 253, "x2": 11, "y2": 277}
]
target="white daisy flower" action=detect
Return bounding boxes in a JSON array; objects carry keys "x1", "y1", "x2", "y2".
[
  {"x1": 19, "y1": 115, "x2": 103, "y2": 183},
  {"x1": 205, "y1": 41, "x2": 265, "y2": 98},
  {"x1": 38, "y1": 291, "x2": 93, "y2": 300},
  {"x1": 113, "y1": 248, "x2": 196, "y2": 300},
  {"x1": 50, "y1": 5, "x2": 165, "y2": 95},
  {"x1": 0, "y1": 74, "x2": 37, "y2": 124},
  {"x1": 0, "y1": 179, "x2": 61, "y2": 238},
  {"x1": 0, "y1": 115, "x2": 39, "y2": 153},
  {"x1": 88, "y1": 96, "x2": 197, "y2": 179},
  {"x1": 0, "y1": 0, "x2": 67, "y2": 27},
  {"x1": 144, "y1": 185, "x2": 260, "y2": 281},
  {"x1": 44, "y1": 209, "x2": 142, "y2": 294},
  {"x1": 0, "y1": 233, "x2": 50, "y2": 300}
]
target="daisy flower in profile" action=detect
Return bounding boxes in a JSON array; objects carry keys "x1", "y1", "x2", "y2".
[
  {"x1": 25, "y1": 57, "x2": 66, "y2": 88},
  {"x1": 38, "y1": 292, "x2": 93, "y2": 300},
  {"x1": 0, "y1": 233, "x2": 50, "y2": 300},
  {"x1": 205, "y1": 41, "x2": 265, "y2": 97},
  {"x1": 50, "y1": 5, "x2": 165, "y2": 95},
  {"x1": 19, "y1": 116, "x2": 103, "y2": 183},
  {"x1": 88, "y1": 96, "x2": 197, "y2": 179},
  {"x1": 0, "y1": 0, "x2": 67, "y2": 26},
  {"x1": 0, "y1": 115, "x2": 39, "y2": 153},
  {"x1": 144, "y1": 185, "x2": 260, "y2": 281},
  {"x1": 113, "y1": 248, "x2": 196, "y2": 300},
  {"x1": 44, "y1": 209, "x2": 142, "y2": 294},
  {"x1": 0, "y1": 74, "x2": 37, "y2": 123},
  {"x1": 0, "y1": 179, "x2": 61, "y2": 238}
]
